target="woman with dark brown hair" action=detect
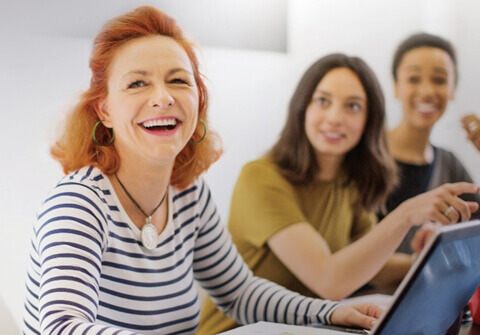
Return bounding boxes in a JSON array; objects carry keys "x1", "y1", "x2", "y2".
[{"x1": 199, "y1": 53, "x2": 479, "y2": 334}]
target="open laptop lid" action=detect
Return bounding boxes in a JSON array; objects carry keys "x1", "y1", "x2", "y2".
[{"x1": 371, "y1": 220, "x2": 480, "y2": 335}]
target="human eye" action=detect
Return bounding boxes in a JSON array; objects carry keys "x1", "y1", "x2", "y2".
[
  {"x1": 314, "y1": 96, "x2": 330, "y2": 107},
  {"x1": 432, "y1": 76, "x2": 447, "y2": 85},
  {"x1": 127, "y1": 80, "x2": 146, "y2": 89},
  {"x1": 407, "y1": 76, "x2": 420, "y2": 84},
  {"x1": 347, "y1": 102, "x2": 363, "y2": 113},
  {"x1": 169, "y1": 77, "x2": 192, "y2": 86}
]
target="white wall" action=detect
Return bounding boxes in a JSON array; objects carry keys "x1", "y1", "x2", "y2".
[{"x1": 1, "y1": 0, "x2": 479, "y2": 328}]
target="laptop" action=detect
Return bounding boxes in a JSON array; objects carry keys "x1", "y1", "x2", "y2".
[
  {"x1": 367, "y1": 219, "x2": 480, "y2": 335},
  {"x1": 221, "y1": 220, "x2": 480, "y2": 335}
]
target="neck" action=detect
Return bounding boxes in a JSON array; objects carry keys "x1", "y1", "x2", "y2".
[
  {"x1": 115, "y1": 158, "x2": 173, "y2": 212},
  {"x1": 389, "y1": 119, "x2": 433, "y2": 164},
  {"x1": 316, "y1": 153, "x2": 343, "y2": 181},
  {"x1": 110, "y1": 148, "x2": 174, "y2": 232}
]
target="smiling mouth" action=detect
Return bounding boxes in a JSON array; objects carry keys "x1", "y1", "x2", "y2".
[
  {"x1": 321, "y1": 131, "x2": 345, "y2": 140},
  {"x1": 415, "y1": 102, "x2": 437, "y2": 114},
  {"x1": 139, "y1": 118, "x2": 181, "y2": 131}
]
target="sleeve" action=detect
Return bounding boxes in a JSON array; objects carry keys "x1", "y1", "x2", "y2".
[
  {"x1": 350, "y1": 209, "x2": 376, "y2": 242},
  {"x1": 228, "y1": 160, "x2": 307, "y2": 248},
  {"x1": 35, "y1": 182, "x2": 138, "y2": 335},
  {"x1": 445, "y1": 152, "x2": 480, "y2": 220},
  {"x1": 193, "y1": 179, "x2": 339, "y2": 327}
]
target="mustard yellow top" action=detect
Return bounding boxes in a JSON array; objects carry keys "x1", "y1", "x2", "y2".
[{"x1": 198, "y1": 156, "x2": 376, "y2": 335}]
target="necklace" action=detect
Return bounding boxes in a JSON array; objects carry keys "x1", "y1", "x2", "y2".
[{"x1": 115, "y1": 173, "x2": 168, "y2": 250}]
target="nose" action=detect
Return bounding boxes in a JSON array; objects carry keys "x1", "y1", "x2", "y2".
[
  {"x1": 150, "y1": 84, "x2": 174, "y2": 109},
  {"x1": 325, "y1": 105, "x2": 343, "y2": 126},
  {"x1": 418, "y1": 81, "x2": 435, "y2": 98}
]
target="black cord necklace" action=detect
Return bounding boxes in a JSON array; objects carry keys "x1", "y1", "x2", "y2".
[{"x1": 115, "y1": 173, "x2": 168, "y2": 250}]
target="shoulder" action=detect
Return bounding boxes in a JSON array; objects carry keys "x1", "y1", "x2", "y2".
[
  {"x1": 45, "y1": 166, "x2": 111, "y2": 206},
  {"x1": 239, "y1": 156, "x2": 289, "y2": 186},
  {"x1": 170, "y1": 178, "x2": 214, "y2": 221},
  {"x1": 434, "y1": 146, "x2": 461, "y2": 164},
  {"x1": 434, "y1": 146, "x2": 468, "y2": 171},
  {"x1": 432, "y1": 146, "x2": 473, "y2": 183},
  {"x1": 171, "y1": 178, "x2": 220, "y2": 231},
  {"x1": 171, "y1": 177, "x2": 208, "y2": 205},
  {"x1": 36, "y1": 166, "x2": 111, "y2": 243}
]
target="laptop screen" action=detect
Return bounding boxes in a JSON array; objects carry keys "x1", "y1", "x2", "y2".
[{"x1": 374, "y1": 220, "x2": 480, "y2": 335}]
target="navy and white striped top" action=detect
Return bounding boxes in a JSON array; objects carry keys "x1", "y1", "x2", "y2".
[{"x1": 23, "y1": 166, "x2": 338, "y2": 334}]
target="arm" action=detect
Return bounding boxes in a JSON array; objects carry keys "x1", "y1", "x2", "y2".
[
  {"x1": 267, "y1": 183, "x2": 479, "y2": 301},
  {"x1": 35, "y1": 182, "x2": 136, "y2": 335},
  {"x1": 352, "y1": 211, "x2": 412, "y2": 289},
  {"x1": 193, "y1": 179, "x2": 379, "y2": 329},
  {"x1": 193, "y1": 179, "x2": 338, "y2": 326}
]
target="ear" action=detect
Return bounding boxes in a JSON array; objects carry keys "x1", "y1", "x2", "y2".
[{"x1": 96, "y1": 99, "x2": 113, "y2": 128}]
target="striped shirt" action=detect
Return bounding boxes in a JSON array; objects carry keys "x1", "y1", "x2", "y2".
[{"x1": 23, "y1": 166, "x2": 338, "y2": 334}]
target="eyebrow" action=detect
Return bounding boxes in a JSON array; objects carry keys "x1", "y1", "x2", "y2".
[
  {"x1": 314, "y1": 89, "x2": 366, "y2": 101},
  {"x1": 348, "y1": 96, "x2": 366, "y2": 102},
  {"x1": 122, "y1": 68, "x2": 193, "y2": 78},
  {"x1": 405, "y1": 66, "x2": 448, "y2": 76},
  {"x1": 433, "y1": 67, "x2": 448, "y2": 75},
  {"x1": 405, "y1": 66, "x2": 421, "y2": 72},
  {"x1": 168, "y1": 68, "x2": 193, "y2": 76},
  {"x1": 314, "y1": 90, "x2": 332, "y2": 97}
]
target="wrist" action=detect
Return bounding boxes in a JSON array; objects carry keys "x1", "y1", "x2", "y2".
[
  {"x1": 388, "y1": 203, "x2": 413, "y2": 232},
  {"x1": 395, "y1": 201, "x2": 416, "y2": 229},
  {"x1": 327, "y1": 303, "x2": 341, "y2": 325}
]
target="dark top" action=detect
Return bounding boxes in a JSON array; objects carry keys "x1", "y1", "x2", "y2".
[{"x1": 379, "y1": 146, "x2": 480, "y2": 254}]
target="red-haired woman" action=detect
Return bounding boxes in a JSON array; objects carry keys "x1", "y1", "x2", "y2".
[{"x1": 22, "y1": 6, "x2": 383, "y2": 335}]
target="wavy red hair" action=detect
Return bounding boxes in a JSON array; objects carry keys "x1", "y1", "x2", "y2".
[{"x1": 51, "y1": 6, "x2": 222, "y2": 189}]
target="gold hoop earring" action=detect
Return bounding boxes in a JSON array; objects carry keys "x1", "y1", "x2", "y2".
[
  {"x1": 190, "y1": 118, "x2": 207, "y2": 144},
  {"x1": 93, "y1": 120, "x2": 115, "y2": 146}
]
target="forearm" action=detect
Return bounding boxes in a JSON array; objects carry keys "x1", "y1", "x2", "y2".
[
  {"x1": 194, "y1": 209, "x2": 339, "y2": 326},
  {"x1": 40, "y1": 317, "x2": 136, "y2": 335},
  {"x1": 228, "y1": 276, "x2": 339, "y2": 326},
  {"x1": 318, "y1": 210, "x2": 411, "y2": 299}
]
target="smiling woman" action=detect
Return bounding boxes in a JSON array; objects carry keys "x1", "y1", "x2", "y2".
[
  {"x1": 22, "y1": 5, "x2": 387, "y2": 335},
  {"x1": 98, "y1": 35, "x2": 201, "y2": 172},
  {"x1": 381, "y1": 33, "x2": 480, "y2": 253}
]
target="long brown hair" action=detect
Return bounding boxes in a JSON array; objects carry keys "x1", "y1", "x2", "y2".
[
  {"x1": 50, "y1": 6, "x2": 222, "y2": 189},
  {"x1": 271, "y1": 53, "x2": 397, "y2": 211}
]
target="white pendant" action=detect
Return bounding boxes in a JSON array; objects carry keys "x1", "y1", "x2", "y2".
[{"x1": 141, "y1": 218, "x2": 158, "y2": 250}]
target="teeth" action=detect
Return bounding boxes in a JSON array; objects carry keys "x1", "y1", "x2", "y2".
[
  {"x1": 416, "y1": 103, "x2": 436, "y2": 114},
  {"x1": 324, "y1": 132, "x2": 343, "y2": 139},
  {"x1": 142, "y1": 118, "x2": 178, "y2": 128}
]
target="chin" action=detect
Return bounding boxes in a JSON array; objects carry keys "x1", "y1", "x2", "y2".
[
  {"x1": 144, "y1": 148, "x2": 180, "y2": 165},
  {"x1": 314, "y1": 145, "x2": 349, "y2": 157}
]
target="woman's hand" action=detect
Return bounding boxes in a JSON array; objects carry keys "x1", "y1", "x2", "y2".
[
  {"x1": 330, "y1": 303, "x2": 382, "y2": 329},
  {"x1": 462, "y1": 114, "x2": 480, "y2": 151},
  {"x1": 410, "y1": 222, "x2": 439, "y2": 254},
  {"x1": 397, "y1": 182, "x2": 479, "y2": 226}
]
